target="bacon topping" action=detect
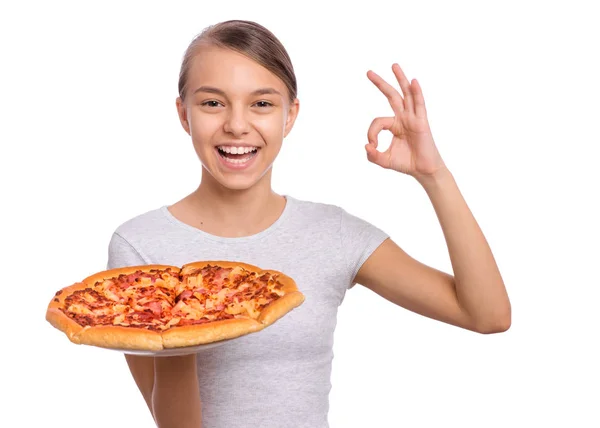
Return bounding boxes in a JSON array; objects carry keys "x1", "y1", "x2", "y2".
[{"x1": 175, "y1": 290, "x2": 193, "y2": 303}]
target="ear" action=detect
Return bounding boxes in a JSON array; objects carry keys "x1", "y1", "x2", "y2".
[
  {"x1": 283, "y1": 98, "x2": 300, "y2": 138},
  {"x1": 176, "y1": 97, "x2": 191, "y2": 135}
]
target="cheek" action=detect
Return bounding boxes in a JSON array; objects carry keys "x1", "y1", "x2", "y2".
[
  {"x1": 189, "y1": 113, "x2": 220, "y2": 142},
  {"x1": 253, "y1": 114, "x2": 286, "y2": 141}
]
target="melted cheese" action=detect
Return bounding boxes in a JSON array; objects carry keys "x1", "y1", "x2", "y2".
[
  {"x1": 230, "y1": 266, "x2": 246, "y2": 277},
  {"x1": 82, "y1": 293, "x2": 98, "y2": 304},
  {"x1": 103, "y1": 287, "x2": 120, "y2": 302},
  {"x1": 68, "y1": 303, "x2": 94, "y2": 315},
  {"x1": 113, "y1": 313, "x2": 126, "y2": 325},
  {"x1": 180, "y1": 265, "x2": 197, "y2": 276},
  {"x1": 185, "y1": 276, "x2": 199, "y2": 289},
  {"x1": 113, "y1": 304, "x2": 129, "y2": 314},
  {"x1": 166, "y1": 317, "x2": 181, "y2": 328},
  {"x1": 225, "y1": 300, "x2": 261, "y2": 318},
  {"x1": 243, "y1": 300, "x2": 261, "y2": 318}
]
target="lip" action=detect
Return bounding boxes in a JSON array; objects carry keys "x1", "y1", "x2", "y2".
[
  {"x1": 214, "y1": 147, "x2": 260, "y2": 171},
  {"x1": 215, "y1": 143, "x2": 261, "y2": 148}
]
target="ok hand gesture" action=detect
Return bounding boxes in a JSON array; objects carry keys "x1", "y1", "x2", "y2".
[{"x1": 366, "y1": 64, "x2": 447, "y2": 180}]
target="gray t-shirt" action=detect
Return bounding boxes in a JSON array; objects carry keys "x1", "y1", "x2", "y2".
[{"x1": 107, "y1": 195, "x2": 389, "y2": 428}]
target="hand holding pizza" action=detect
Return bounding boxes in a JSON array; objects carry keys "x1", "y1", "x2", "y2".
[{"x1": 365, "y1": 64, "x2": 447, "y2": 180}]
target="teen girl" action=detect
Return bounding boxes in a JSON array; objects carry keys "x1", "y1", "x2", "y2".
[{"x1": 108, "y1": 19, "x2": 511, "y2": 428}]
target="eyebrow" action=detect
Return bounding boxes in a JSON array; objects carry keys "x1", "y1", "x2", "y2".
[{"x1": 193, "y1": 86, "x2": 282, "y2": 97}]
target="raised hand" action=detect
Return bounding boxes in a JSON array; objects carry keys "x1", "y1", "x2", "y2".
[{"x1": 366, "y1": 64, "x2": 447, "y2": 179}]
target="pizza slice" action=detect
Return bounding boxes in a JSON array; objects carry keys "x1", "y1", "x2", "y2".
[
  {"x1": 46, "y1": 265, "x2": 181, "y2": 351},
  {"x1": 160, "y1": 261, "x2": 304, "y2": 348}
]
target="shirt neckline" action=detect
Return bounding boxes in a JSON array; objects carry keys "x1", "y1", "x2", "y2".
[{"x1": 160, "y1": 194, "x2": 296, "y2": 243}]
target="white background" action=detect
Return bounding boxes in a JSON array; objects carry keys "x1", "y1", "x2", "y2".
[{"x1": 2, "y1": 0, "x2": 599, "y2": 427}]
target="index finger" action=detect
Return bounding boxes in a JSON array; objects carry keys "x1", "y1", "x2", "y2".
[
  {"x1": 367, "y1": 70, "x2": 404, "y2": 115},
  {"x1": 392, "y1": 64, "x2": 414, "y2": 114}
]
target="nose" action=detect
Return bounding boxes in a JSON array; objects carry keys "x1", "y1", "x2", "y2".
[{"x1": 223, "y1": 105, "x2": 251, "y2": 137}]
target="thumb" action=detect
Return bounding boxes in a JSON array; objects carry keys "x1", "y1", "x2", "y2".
[{"x1": 365, "y1": 143, "x2": 389, "y2": 168}]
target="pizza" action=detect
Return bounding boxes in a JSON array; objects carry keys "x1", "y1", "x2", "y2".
[{"x1": 46, "y1": 261, "x2": 304, "y2": 351}]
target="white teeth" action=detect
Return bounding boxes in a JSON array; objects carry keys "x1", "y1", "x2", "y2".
[
  {"x1": 218, "y1": 146, "x2": 258, "y2": 154},
  {"x1": 216, "y1": 146, "x2": 259, "y2": 165},
  {"x1": 224, "y1": 155, "x2": 254, "y2": 164}
]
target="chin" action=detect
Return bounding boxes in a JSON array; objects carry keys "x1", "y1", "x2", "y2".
[
  {"x1": 216, "y1": 174, "x2": 264, "y2": 191},
  {"x1": 200, "y1": 155, "x2": 272, "y2": 192}
]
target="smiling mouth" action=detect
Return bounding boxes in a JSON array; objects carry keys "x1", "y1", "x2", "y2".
[{"x1": 216, "y1": 146, "x2": 260, "y2": 164}]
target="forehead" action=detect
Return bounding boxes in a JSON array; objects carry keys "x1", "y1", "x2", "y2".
[{"x1": 187, "y1": 45, "x2": 286, "y2": 94}]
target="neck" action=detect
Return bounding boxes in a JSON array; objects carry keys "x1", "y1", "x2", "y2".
[{"x1": 184, "y1": 168, "x2": 285, "y2": 237}]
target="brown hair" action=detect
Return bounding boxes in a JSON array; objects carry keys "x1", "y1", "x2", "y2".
[{"x1": 178, "y1": 20, "x2": 298, "y2": 102}]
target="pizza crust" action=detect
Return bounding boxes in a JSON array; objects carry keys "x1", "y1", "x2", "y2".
[
  {"x1": 82, "y1": 264, "x2": 181, "y2": 285},
  {"x1": 161, "y1": 318, "x2": 264, "y2": 348},
  {"x1": 180, "y1": 260, "x2": 263, "y2": 274},
  {"x1": 258, "y1": 291, "x2": 305, "y2": 326},
  {"x1": 76, "y1": 325, "x2": 164, "y2": 351},
  {"x1": 45, "y1": 308, "x2": 84, "y2": 343}
]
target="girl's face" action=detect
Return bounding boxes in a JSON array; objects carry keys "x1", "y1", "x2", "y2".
[{"x1": 176, "y1": 45, "x2": 299, "y2": 191}]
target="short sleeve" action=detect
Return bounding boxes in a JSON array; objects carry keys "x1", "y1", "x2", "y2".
[
  {"x1": 107, "y1": 232, "x2": 150, "y2": 269},
  {"x1": 340, "y1": 208, "x2": 389, "y2": 289}
]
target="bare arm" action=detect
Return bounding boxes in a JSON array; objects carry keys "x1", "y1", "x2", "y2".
[
  {"x1": 153, "y1": 354, "x2": 202, "y2": 428},
  {"x1": 125, "y1": 353, "x2": 202, "y2": 427},
  {"x1": 125, "y1": 354, "x2": 155, "y2": 415},
  {"x1": 356, "y1": 168, "x2": 511, "y2": 333}
]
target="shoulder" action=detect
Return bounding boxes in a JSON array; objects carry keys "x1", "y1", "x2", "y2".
[
  {"x1": 291, "y1": 196, "x2": 388, "y2": 244},
  {"x1": 286, "y1": 195, "x2": 344, "y2": 225},
  {"x1": 110, "y1": 205, "x2": 169, "y2": 244},
  {"x1": 286, "y1": 195, "x2": 384, "y2": 231}
]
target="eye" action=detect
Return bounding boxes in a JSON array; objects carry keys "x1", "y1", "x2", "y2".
[
  {"x1": 201, "y1": 100, "x2": 223, "y2": 108},
  {"x1": 254, "y1": 101, "x2": 273, "y2": 108}
]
